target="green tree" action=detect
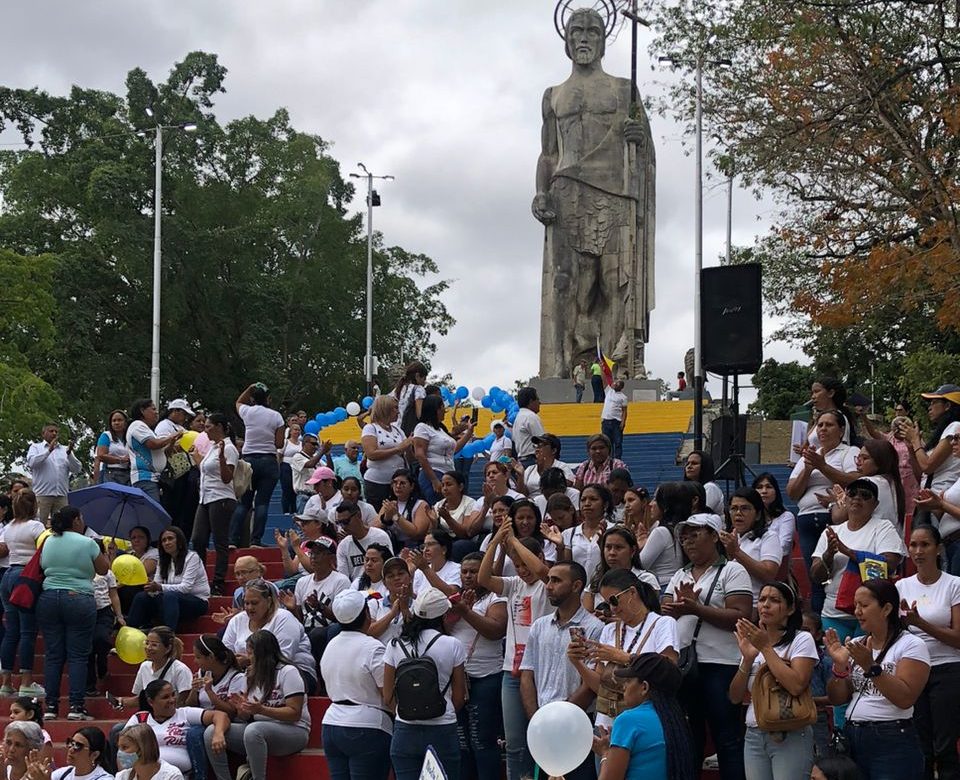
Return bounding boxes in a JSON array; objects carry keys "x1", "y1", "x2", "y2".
[
  {"x1": 0, "y1": 52, "x2": 453, "y2": 444},
  {"x1": 749, "y1": 359, "x2": 816, "y2": 419}
]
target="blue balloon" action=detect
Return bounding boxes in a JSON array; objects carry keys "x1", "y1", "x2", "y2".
[
  {"x1": 489, "y1": 386, "x2": 503, "y2": 397},
  {"x1": 361, "y1": 396, "x2": 374, "y2": 410},
  {"x1": 455, "y1": 386, "x2": 469, "y2": 401},
  {"x1": 483, "y1": 433, "x2": 495, "y2": 446},
  {"x1": 334, "y1": 407, "x2": 348, "y2": 422},
  {"x1": 491, "y1": 401, "x2": 503, "y2": 414},
  {"x1": 507, "y1": 409, "x2": 518, "y2": 425},
  {"x1": 315, "y1": 412, "x2": 323, "y2": 422},
  {"x1": 304, "y1": 420, "x2": 320, "y2": 435},
  {"x1": 481, "y1": 395, "x2": 492, "y2": 408}
]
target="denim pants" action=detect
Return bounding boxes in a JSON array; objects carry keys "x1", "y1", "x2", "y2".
[
  {"x1": 797, "y1": 512, "x2": 831, "y2": 613},
  {"x1": 682, "y1": 662, "x2": 746, "y2": 780},
  {"x1": 944, "y1": 539, "x2": 960, "y2": 578},
  {"x1": 205, "y1": 721, "x2": 309, "y2": 780},
  {"x1": 87, "y1": 605, "x2": 115, "y2": 686},
  {"x1": 0, "y1": 565, "x2": 37, "y2": 673},
  {"x1": 846, "y1": 720, "x2": 924, "y2": 780},
  {"x1": 743, "y1": 726, "x2": 814, "y2": 780},
  {"x1": 364, "y1": 481, "x2": 392, "y2": 512},
  {"x1": 322, "y1": 724, "x2": 392, "y2": 780},
  {"x1": 279, "y1": 461, "x2": 297, "y2": 515},
  {"x1": 591, "y1": 376, "x2": 603, "y2": 402},
  {"x1": 192, "y1": 498, "x2": 236, "y2": 588},
  {"x1": 914, "y1": 662, "x2": 960, "y2": 780},
  {"x1": 418, "y1": 470, "x2": 442, "y2": 505},
  {"x1": 229, "y1": 453, "x2": 279, "y2": 546},
  {"x1": 601, "y1": 418, "x2": 624, "y2": 459},
  {"x1": 127, "y1": 590, "x2": 208, "y2": 632},
  {"x1": 391, "y1": 721, "x2": 460, "y2": 780},
  {"x1": 134, "y1": 479, "x2": 161, "y2": 502},
  {"x1": 575, "y1": 384, "x2": 585, "y2": 403},
  {"x1": 103, "y1": 468, "x2": 130, "y2": 485},
  {"x1": 36, "y1": 589, "x2": 96, "y2": 709},
  {"x1": 458, "y1": 671, "x2": 503, "y2": 779},
  {"x1": 502, "y1": 672, "x2": 533, "y2": 780}
]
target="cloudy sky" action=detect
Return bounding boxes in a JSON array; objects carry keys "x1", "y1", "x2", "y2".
[{"x1": 2, "y1": 1, "x2": 803, "y2": 401}]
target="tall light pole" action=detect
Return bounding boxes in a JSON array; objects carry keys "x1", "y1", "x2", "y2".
[
  {"x1": 659, "y1": 53, "x2": 730, "y2": 450},
  {"x1": 145, "y1": 108, "x2": 197, "y2": 405},
  {"x1": 349, "y1": 164, "x2": 394, "y2": 395}
]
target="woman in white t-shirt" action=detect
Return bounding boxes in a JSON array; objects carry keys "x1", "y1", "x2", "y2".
[
  {"x1": 638, "y1": 482, "x2": 692, "y2": 590},
  {"x1": 113, "y1": 626, "x2": 193, "y2": 710},
  {"x1": 752, "y1": 472, "x2": 796, "y2": 579},
  {"x1": 321, "y1": 591, "x2": 393, "y2": 779},
  {"x1": 413, "y1": 395, "x2": 473, "y2": 504},
  {"x1": 378, "y1": 469, "x2": 430, "y2": 548},
  {"x1": 905, "y1": 386, "x2": 960, "y2": 496},
  {"x1": 811, "y1": 478, "x2": 906, "y2": 642},
  {"x1": 205, "y1": 631, "x2": 310, "y2": 780},
  {"x1": 190, "y1": 413, "x2": 238, "y2": 595},
  {"x1": 551, "y1": 483, "x2": 609, "y2": 583},
  {"x1": 787, "y1": 410, "x2": 862, "y2": 613},
  {"x1": 582, "y1": 527, "x2": 660, "y2": 612},
  {"x1": 447, "y1": 553, "x2": 507, "y2": 780},
  {"x1": 360, "y1": 395, "x2": 413, "y2": 511},
  {"x1": 825, "y1": 579, "x2": 930, "y2": 779},
  {"x1": 433, "y1": 472, "x2": 479, "y2": 547},
  {"x1": 351, "y1": 542, "x2": 390, "y2": 594},
  {"x1": 896, "y1": 524, "x2": 960, "y2": 779},
  {"x1": 409, "y1": 529, "x2": 462, "y2": 597},
  {"x1": 4, "y1": 721, "x2": 46, "y2": 780},
  {"x1": 368, "y1": 556, "x2": 413, "y2": 646},
  {"x1": 46, "y1": 725, "x2": 115, "y2": 780},
  {"x1": 383, "y1": 588, "x2": 467, "y2": 780},
  {"x1": 719, "y1": 488, "x2": 782, "y2": 605},
  {"x1": 392, "y1": 361, "x2": 427, "y2": 432},
  {"x1": 729, "y1": 582, "x2": 818, "y2": 779},
  {"x1": 570, "y1": 569, "x2": 678, "y2": 731},
  {"x1": 115, "y1": 722, "x2": 185, "y2": 780},
  {"x1": 230, "y1": 383, "x2": 285, "y2": 548},
  {"x1": 683, "y1": 450, "x2": 725, "y2": 514},
  {"x1": 184, "y1": 634, "x2": 245, "y2": 718},
  {"x1": 278, "y1": 421, "x2": 301, "y2": 516}
]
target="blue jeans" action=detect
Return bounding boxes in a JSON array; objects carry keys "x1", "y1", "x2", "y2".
[
  {"x1": 575, "y1": 384, "x2": 585, "y2": 403},
  {"x1": 36, "y1": 589, "x2": 96, "y2": 709},
  {"x1": 944, "y1": 539, "x2": 960, "y2": 578},
  {"x1": 230, "y1": 453, "x2": 279, "y2": 546},
  {"x1": 322, "y1": 725, "x2": 392, "y2": 780},
  {"x1": 279, "y1": 461, "x2": 296, "y2": 515},
  {"x1": 391, "y1": 721, "x2": 460, "y2": 780},
  {"x1": 797, "y1": 512, "x2": 831, "y2": 613},
  {"x1": 418, "y1": 470, "x2": 443, "y2": 506},
  {"x1": 502, "y1": 672, "x2": 533, "y2": 780},
  {"x1": 186, "y1": 725, "x2": 208, "y2": 780},
  {"x1": 458, "y1": 671, "x2": 503, "y2": 779},
  {"x1": 845, "y1": 720, "x2": 924, "y2": 780},
  {"x1": 681, "y1": 662, "x2": 745, "y2": 780},
  {"x1": 127, "y1": 590, "x2": 208, "y2": 632},
  {"x1": 744, "y1": 726, "x2": 813, "y2": 780},
  {"x1": 0, "y1": 566, "x2": 37, "y2": 673},
  {"x1": 134, "y1": 479, "x2": 161, "y2": 502},
  {"x1": 591, "y1": 376, "x2": 603, "y2": 402},
  {"x1": 601, "y1": 418, "x2": 624, "y2": 459}
]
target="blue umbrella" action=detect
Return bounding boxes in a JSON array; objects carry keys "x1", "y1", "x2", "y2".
[{"x1": 66, "y1": 483, "x2": 171, "y2": 541}]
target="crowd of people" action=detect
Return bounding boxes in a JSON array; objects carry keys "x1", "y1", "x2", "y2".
[{"x1": 1, "y1": 370, "x2": 960, "y2": 780}]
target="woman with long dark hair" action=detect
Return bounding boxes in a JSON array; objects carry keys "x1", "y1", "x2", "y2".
[
  {"x1": 186, "y1": 634, "x2": 244, "y2": 718},
  {"x1": 392, "y1": 360, "x2": 428, "y2": 436},
  {"x1": 683, "y1": 450, "x2": 724, "y2": 514},
  {"x1": 413, "y1": 395, "x2": 474, "y2": 504},
  {"x1": 583, "y1": 527, "x2": 660, "y2": 612},
  {"x1": 639, "y1": 482, "x2": 694, "y2": 589},
  {"x1": 42, "y1": 725, "x2": 117, "y2": 778},
  {"x1": 378, "y1": 469, "x2": 431, "y2": 548},
  {"x1": 592, "y1": 653, "x2": 696, "y2": 780},
  {"x1": 546, "y1": 483, "x2": 611, "y2": 581},
  {"x1": 826, "y1": 579, "x2": 931, "y2": 779},
  {"x1": 752, "y1": 472, "x2": 795, "y2": 577},
  {"x1": 353, "y1": 542, "x2": 391, "y2": 592},
  {"x1": 719, "y1": 488, "x2": 782, "y2": 604},
  {"x1": 806, "y1": 378, "x2": 858, "y2": 447},
  {"x1": 94, "y1": 409, "x2": 130, "y2": 485},
  {"x1": 205, "y1": 631, "x2": 310, "y2": 780},
  {"x1": 127, "y1": 527, "x2": 209, "y2": 631},
  {"x1": 729, "y1": 581, "x2": 817, "y2": 778},
  {"x1": 37, "y1": 506, "x2": 109, "y2": 721}
]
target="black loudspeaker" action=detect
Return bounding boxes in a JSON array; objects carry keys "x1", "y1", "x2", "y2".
[
  {"x1": 700, "y1": 264, "x2": 763, "y2": 374},
  {"x1": 711, "y1": 414, "x2": 747, "y2": 480}
]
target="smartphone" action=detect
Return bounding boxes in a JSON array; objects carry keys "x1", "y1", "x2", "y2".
[
  {"x1": 497, "y1": 455, "x2": 512, "y2": 465},
  {"x1": 106, "y1": 691, "x2": 123, "y2": 710},
  {"x1": 471, "y1": 407, "x2": 479, "y2": 424},
  {"x1": 569, "y1": 626, "x2": 586, "y2": 643}
]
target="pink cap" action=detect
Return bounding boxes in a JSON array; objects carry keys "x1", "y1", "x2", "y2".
[{"x1": 305, "y1": 466, "x2": 337, "y2": 485}]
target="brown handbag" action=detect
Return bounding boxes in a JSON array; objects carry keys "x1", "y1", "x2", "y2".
[
  {"x1": 595, "y1": 617, "x2": 659, "y2": 717},
  {"x1": 751, "y1": 659, "x2": 818, "y2": 732}
]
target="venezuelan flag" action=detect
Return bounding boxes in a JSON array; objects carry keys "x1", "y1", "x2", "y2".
[{"x1": 596, "y1": 338, "x2": 616, "y2": 386}]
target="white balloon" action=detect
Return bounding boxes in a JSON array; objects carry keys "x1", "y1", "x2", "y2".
[
  {"x1": 526, "y1": 700, "x2": 594, "y2": 776},
  {"x1": 471, "y1": 386, "x2": 486, "y2": 401},
  {"x1": 345, "y1": 402, "x2": 361, "y2": 417}
]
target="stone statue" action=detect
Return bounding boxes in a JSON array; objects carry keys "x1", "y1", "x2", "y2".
[{"x1": 533, "y1": 7, "x2": 656, "y2": 380}]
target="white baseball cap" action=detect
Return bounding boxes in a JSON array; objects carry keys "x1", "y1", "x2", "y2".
[
  {"x1": 332, "y1": 590, "x2": 368, "y2": 623},
  {"x1": 167, "y1": 399, "x2": 195, "y2": 416},
  {"x1": 412, "y1": 587, "x2": 451, "y2": 619},
  {"x1": 675, "y1": 513, "x2": 723, "y2": 535}
]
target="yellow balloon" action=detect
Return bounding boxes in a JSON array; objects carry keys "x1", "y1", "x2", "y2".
[
  {"x1": 112, "y1": 554, "x2": 148, "y2": 586},
  {"x1": 179, "y1": 430, "x2": 199, "y2": 452},
  {"x1": 36, "y1": 529, "x2": 53, "y2": 548},
  {"x1": 103, "y1": 535, "x2": 131, "y2": 552},
  {"x1": 115, "y1": 626, "x2": 148, "y2": 665}
]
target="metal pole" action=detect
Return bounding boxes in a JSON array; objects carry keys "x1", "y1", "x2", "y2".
[
  {"x1": 693, "y1": 57, "x2": 704, "y2": 450},
  {"x1": 365, "y1": 172, "x2": 374, "y2": 396},
  {"x1": 726, "y1": 163, "x2": 733, "y2": 264},
  {"x1": 150, "y1": 125, "x2": 163, "y2": 405}
]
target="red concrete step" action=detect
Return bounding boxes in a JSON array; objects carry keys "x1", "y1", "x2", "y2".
[{"x1": 267, "y1": 749, "x2": 330, "y2": 778}]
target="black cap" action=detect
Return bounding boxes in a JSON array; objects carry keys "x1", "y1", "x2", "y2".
[
  {"x1": 336, "y1": 500, "x2": 360, "y2": 518},
  {"x1": 531, "y1": 433, "x2": 562, "y2": 455},
  {"x1": 613, "y1": 652, "x2": 682, "y2": 695},
  {"x1": 846, "y1": 478, "x2": 879, "y2": 500}
]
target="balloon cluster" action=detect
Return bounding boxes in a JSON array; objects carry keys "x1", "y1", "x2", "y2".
[
  {"x1": 440, "y1": 385, "x2": 471, "y2": 407},
  {"x1": 303, "y1": 396, "x2": 375, "y2": 436},
  {"x1": 479, "y1": 386, "x2": 520, "y2": 423}
]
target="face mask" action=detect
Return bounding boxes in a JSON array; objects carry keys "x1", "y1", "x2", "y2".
[{"x1": 116, "y1": 750, "x2": 138, "y2": 770}]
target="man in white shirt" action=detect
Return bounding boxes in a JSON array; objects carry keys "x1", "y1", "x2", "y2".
[
  {"x1": 513, "y1": 387, "x2": 546, "y2": 468},
  {"x1": 333, "y1": 501, "x2": 392, "y2": 581},
  {"x1": 291, "y1": 434, "x2": 323, "y2": 513},
  {"x1": 600, "y1": 379, "x2": 629, "y2": 459},
  {"x1": 25, "y1": 423, "x2": 81, "y2": 521}
]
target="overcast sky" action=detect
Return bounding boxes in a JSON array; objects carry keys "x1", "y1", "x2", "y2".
[{"x1": 2, "y1": 1, "x2": 804, "y2": 402}]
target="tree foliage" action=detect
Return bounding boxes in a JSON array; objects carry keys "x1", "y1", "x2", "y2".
[
  {"x1": 0, "y1": 52, "x2": 453, "y2": 463},
  {"x1": 748, "y1": 359, "x2": 816, "y2": 419}
]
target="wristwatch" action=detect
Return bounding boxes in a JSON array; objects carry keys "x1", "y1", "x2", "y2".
[{"x1": 864, "y1": 664, "x2": 883, "y2": 678}]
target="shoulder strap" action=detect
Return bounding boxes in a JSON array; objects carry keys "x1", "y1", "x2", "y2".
[
  {"x1": 158, "y1": 657, "x2": 175, "y2": 681},
  {"x1": 634, "y1": 616, "x2": 661, "y2": 655},
  {"x1": 691, "y1": 563, "x2": 726, "y2": 645},
  {"x1": 392, "y1": 636, "x2": 414, "y2": 659},
  {"x1": 421, "y1": 633, "x2": 443, "y2": 656}
]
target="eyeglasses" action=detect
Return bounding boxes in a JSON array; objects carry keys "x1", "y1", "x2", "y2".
[
  {"x1": 65, "y1": 740, "x2": 89, "y2": 751},
  {"x1": 845, "y1": 487, "x2": 876, "y2": 500},
  {"x1": 729, "y1": 505, "x2": 755, "y2": 515},
  {"x1": 606, "y1": 587, "x2": 633, "y2": 608}
]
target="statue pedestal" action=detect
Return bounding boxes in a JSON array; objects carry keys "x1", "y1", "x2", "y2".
[{"x1": 529, "y1": 377, "x2": 662, "y2": 404}]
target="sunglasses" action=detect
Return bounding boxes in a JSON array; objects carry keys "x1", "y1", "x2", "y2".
[
  {"x1": 606, "y1": 586, "x2": 633, "y2": 608},
  {"x1": 65, "y1": 740, "x2": 89, "y2": 751},
  {"x1": 846, "y1": 487, "x2": 876, "y2": 500}
]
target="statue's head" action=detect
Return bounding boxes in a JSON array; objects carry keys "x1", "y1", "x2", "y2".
[{"x1": 564, "y1": 8, "x2": 606, "y2": 64}]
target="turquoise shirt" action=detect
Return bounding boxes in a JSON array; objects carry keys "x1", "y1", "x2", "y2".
[
  {"x1": 40, "y1": 532, "x2": 100, "y2": 594},
  {"x1": 610, "y1": 700, "x2": 668, "y2": 780}
]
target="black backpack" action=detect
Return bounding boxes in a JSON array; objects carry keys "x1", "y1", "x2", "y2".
[
  {"x1": 399, "y1": 391, "x2": 419, "y2": 436},
  {"x1": 392, "y1": 634, "x2": 449, "y2": 720}
]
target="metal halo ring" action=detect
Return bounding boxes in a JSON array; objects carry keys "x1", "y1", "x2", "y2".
[{"x1": 554, "y1": 0, "x2": 619, "y2": 41}]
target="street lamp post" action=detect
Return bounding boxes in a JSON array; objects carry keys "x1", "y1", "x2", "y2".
[
  {"x1": 145, "y1": 108, "x2": 197, "y2": 405},
  {"x1": 349, "y1": 164, "x2": 394, "y2": 396}
]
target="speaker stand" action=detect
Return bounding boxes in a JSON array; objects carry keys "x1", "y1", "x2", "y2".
[{"x1": 716, "y1": 373, "x2": 757, "y2": 489}]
